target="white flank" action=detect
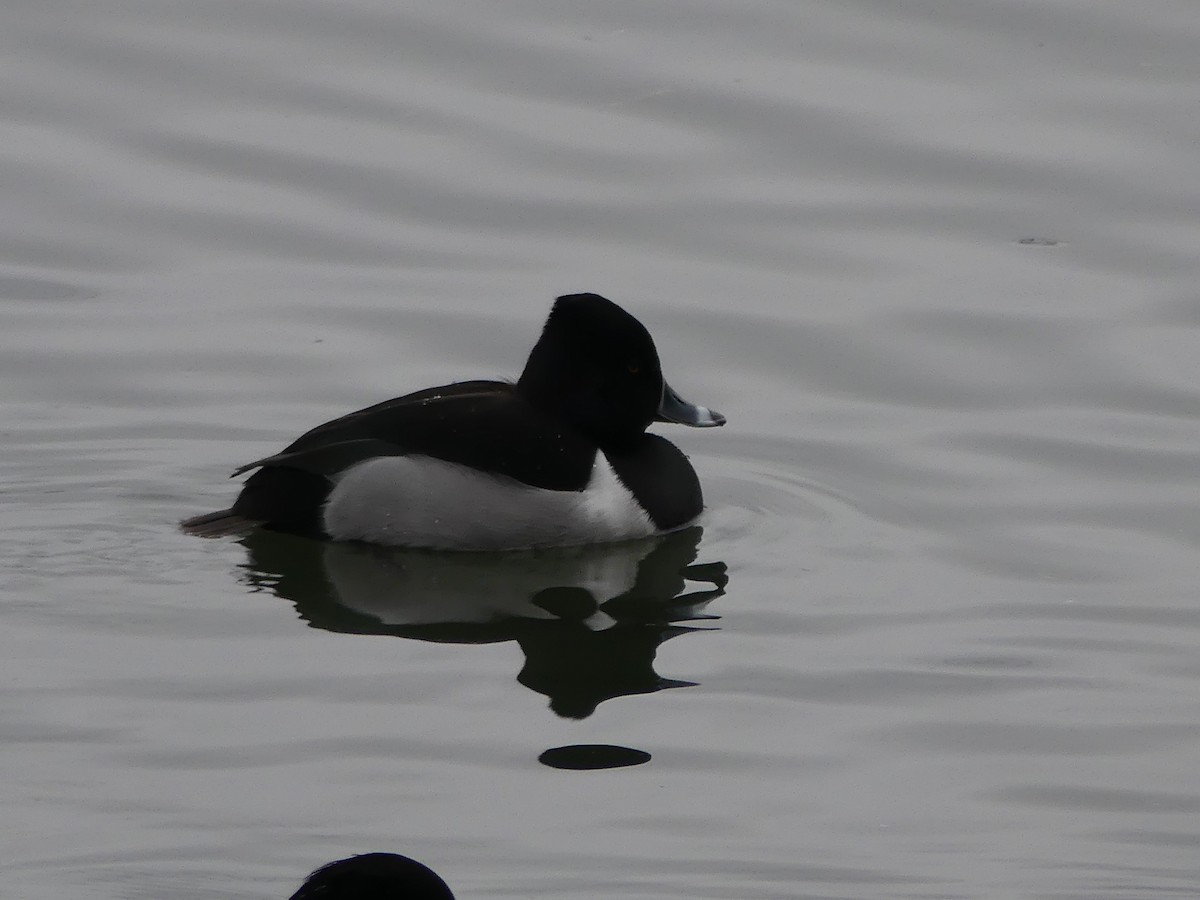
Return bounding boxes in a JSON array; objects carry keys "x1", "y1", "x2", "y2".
[{"x1": 322, "y1": 454, "x2": 656, "y2": 550}]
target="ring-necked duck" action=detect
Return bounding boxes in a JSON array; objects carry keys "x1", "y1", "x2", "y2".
[
  {"x1": 288, "y1": 853, "x2": 454, "y2": 899},
  {"x1": 182, "y1": 293, "x2": 724, "y2": 550}
]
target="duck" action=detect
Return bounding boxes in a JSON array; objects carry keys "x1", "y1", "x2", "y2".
[
  {"x1": 182, "y1": 292, "x2": 724, "y2": 550},
  {"x1": 287, "y1": 853, "x2": 454, "y2": 899}
]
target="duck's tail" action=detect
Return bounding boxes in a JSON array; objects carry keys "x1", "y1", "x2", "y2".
[{"x1": 180, "y1": 508, "x2": 261, "y2": 538}]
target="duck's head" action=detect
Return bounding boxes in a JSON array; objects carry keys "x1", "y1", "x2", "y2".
[
  {"x1": 517, "y1": 293, "x2": 725, "y2": 452},
  {"x1": 289, "y1": 852, "x2": 454, "y2": 899}
]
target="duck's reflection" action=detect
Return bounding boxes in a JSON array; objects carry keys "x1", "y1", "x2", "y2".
[{"x1": 239, "y1": 527, "x2": 728, "y2": 719}]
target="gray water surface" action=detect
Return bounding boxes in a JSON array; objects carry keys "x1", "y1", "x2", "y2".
[{"x1": 3, "y1": 2, "x2": 1200, "y2": 898}]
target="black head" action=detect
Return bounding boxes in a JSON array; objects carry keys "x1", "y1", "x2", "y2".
[
  {"x1": 288, "y1": 853, "x2": 454, "y2": 899},
  {"x1": 517, "y1": 293, "x2": 723, "y2": 452}
]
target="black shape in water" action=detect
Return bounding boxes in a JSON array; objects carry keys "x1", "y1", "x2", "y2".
[
  {"x1": 538, "y1": 744, "x2": 652, "y2": 770},
  {"x1": 288, "y1": 852, "x2": 454, "y2": 899}
]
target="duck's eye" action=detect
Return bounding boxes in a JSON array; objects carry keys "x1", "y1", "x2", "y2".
[{"x1": 626, "y1": 361, "x2": 640, "y2": 375}]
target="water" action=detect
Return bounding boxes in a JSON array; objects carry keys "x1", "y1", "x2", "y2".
[{"x1": 3, "y1": 1, "x2": 1200, "y2": 897}]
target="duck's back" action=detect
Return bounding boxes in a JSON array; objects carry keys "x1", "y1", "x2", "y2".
[{"x1": 184, "y1": 380, "x2": 605, "y2": 543}]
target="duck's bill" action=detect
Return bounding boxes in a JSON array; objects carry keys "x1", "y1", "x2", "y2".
[{"x1": 656, "y1": 382, "x2": 726, "y2": 427}]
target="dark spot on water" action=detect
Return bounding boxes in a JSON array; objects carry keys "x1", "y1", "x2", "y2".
[
  {"x1": 1016, "y1": 237, "x2": 1060, "y2": 246},
  {"x1": 538, "y1": 743, "x2": 652, "y2": 770},
  {"x1": 0, "y1": 275, "x2": 96, "y2": 301}
]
